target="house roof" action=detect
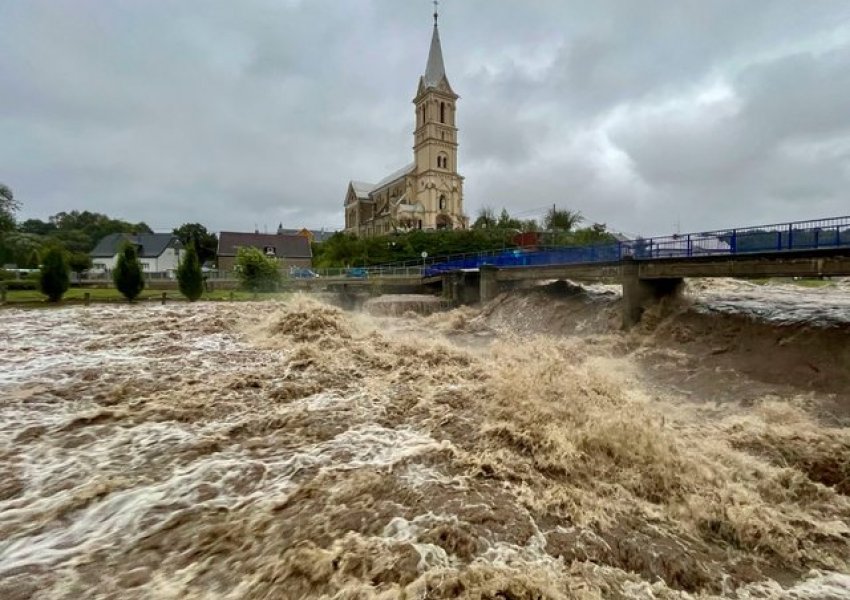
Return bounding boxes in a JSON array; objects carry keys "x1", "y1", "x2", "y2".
[
  {"x1": 217, "y1": 231, "x2": 313, "y2": 258},
  {"x1": 276, "y1": 228, "x2": 338, "y2": 243},
  {"x1": 90, "y1": 233, "x2": 181, "y2": 258}
]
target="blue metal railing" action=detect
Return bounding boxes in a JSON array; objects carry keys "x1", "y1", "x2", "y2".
[{"x1": 420, "y1": 215, "x2": 850, "y2": 277}]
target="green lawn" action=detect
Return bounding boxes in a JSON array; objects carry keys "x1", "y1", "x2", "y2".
[{"x1": 2, "y1": 287, "x2": 291, "y2": 305}]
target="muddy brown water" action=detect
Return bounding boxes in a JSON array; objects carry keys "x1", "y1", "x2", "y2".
[{"x1": 1, "y1": 281, "x2": 849, "y2": 599}]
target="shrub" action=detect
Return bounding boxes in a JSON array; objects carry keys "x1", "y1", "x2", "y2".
[
  {"x1": 235, "y1": 247, "x2": 280, "y2": 292},
  {"x1": 3, "y1": 279, "x2": 38, "y2": 290},
  {"x1": 177, "y1": 244, "x2": 204, "y2": 301},
  {"x1": 113, "y1": 243, "x2": 145, "y2": 301},
  {"x1": 39, "y1": 247, "x2": 70, "y2": 302}
]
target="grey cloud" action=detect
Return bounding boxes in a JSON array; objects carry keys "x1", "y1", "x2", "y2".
[{"x1": 2, "y1": 0, "x2": 850, "y2": 235}]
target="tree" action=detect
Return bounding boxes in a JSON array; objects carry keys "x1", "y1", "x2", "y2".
[
  {"x1": 545, "y1": 207, "x2": 583, "y2": 232},
  {"x1": 113, "y1": 243, "x2": 145, "y2": 301},
  {"x1": 0, "y1": 232, "x2": 43, "y2": 268},
  {"x1": 50, "y1": 210, "x2": 152, "y2": 252},
  {"x1": 39, "y1": 247, "x2": 70, "y2": 302},
  {"x1": 570, "y1": 223, "x2": 616, "y2": 246},
  {"x1": 177, "y1": 244, "x2": 204, "y2": 301},
  {"x1": 173, "y1": 223, "x2": 218, "y2": 266},
  {"x1": 472, "y1": 206, "x2": 497, "y2": 229},
  {"x1": 0, "y1": 183, "x2": 19, "y2": 232},
  {"x1": 235, "y1": 247, "x2": 280, "y2": 292},
  {"x1": 18, "y1": 218, "x2": 56, "y2": 236},
  {"x1": 68, "y1": 252, "x2": 93, "y2": 275}
]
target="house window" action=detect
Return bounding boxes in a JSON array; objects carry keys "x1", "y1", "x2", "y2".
[{"x1": 264, "y1": 246, "x2": 276, "y2": 256}]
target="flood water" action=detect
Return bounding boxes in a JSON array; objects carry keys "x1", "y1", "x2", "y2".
[{"x1": 1, "y1": 280, "x2": 849, "y2": 599}]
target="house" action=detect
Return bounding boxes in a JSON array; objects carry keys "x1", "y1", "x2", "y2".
[
  {"x1": 275, "y1": 225, "x2": 336, "y2": 244},
  {"x1": 217, "y1": 231, "x2": 313, "y2": 271},
  {"x1": 90, "y1": 233, "x2": 183, "y2": 274},
  {"x1": 343, "y1": 9, "x2": 467, "y2": 237}
]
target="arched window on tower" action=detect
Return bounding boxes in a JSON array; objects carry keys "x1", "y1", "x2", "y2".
[{"x1": 440, "y1": 102, "x2": 446, "y2": 124}]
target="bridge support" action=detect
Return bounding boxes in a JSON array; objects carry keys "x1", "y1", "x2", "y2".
[
  {"x1": 479, "y1": 266, "x2": 501, "y2": 304},
  {"x1": 621, "y1": 259, "x2": 683, "y2": 329},
  {"x1": 443, "y1": 271, "x2": 480, "y2": 305}
]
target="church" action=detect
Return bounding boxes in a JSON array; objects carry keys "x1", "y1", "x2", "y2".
[{"x1": 343, "y1": 8, "x2": 467, "y2": 237}]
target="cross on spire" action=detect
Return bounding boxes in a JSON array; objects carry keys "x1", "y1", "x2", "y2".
[{"x1": 433, "y1": 0, "x2": 439, "y2": 26}]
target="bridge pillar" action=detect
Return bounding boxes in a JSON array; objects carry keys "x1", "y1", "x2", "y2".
[
  {"x1": 621, "y1": 258, "x2": 683, "y2": 329},
  {"x1": 480, "y1": 266, "x2": 501, "y2": 304},
  {"x1": 442, "y1": 272, "x2": 458, "y2": 303},
  {"x1": 443, "y1": 271, "x2": 481, "y2": 305}
]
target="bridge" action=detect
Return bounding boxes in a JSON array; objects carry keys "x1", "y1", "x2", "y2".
[{"x1": 413, "y1": 215, "x2": 850, "y2": 327}]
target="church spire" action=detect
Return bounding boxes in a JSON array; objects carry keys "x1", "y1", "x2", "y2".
[{"x1": 422, "y1": 2, "x2": 451, "y2": 91}]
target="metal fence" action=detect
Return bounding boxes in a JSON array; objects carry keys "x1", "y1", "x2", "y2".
[
  {"x1": 622, "y1": 215, "x2": 850, "y2": 259},
  {"x1": 418, "y1": 215, "x2": 850, "y2": 276}
]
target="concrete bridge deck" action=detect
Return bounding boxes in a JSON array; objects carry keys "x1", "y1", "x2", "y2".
[{"x1": 438, "y1": 248, "x2": 850, "y2": 328}]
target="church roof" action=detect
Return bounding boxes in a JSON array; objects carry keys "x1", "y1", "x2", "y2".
[
  {"x1": 372, "y1": 162, "x2": 415, "y2": 191},
  {"x1": 351, "y1": 181, "x2": 374, "y2": 199}
]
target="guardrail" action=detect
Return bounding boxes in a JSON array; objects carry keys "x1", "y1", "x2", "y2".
[{"x1": 419, "y1": 215, "x2": 850, "y2": 276}]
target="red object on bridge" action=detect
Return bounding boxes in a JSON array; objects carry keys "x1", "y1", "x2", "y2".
[{"x1": 513, "y1": 231, "x2": 540, "y2": 248}]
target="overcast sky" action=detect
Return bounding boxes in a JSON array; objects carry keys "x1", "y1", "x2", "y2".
[{"x1": 2, "y1": 0, "x2": 850, "y2": 236}]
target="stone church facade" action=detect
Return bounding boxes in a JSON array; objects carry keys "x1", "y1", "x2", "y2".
[{"x1": 344, "y1": 12, "x2": 467, "y2": 237}]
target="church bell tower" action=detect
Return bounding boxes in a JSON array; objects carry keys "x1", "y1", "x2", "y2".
[{"x1": 412, "y1": 3, "x2": 465, "y2": 230}]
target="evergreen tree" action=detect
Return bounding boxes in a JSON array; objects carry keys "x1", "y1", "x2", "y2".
[
  {"x1": 113, "y1": 243, "x2": 145, "y2": 301},
  {"x1": 39, "y1": 247, "x2": 70, "y2": 302},
  {"x1": 177, "y1": 244, "x2": 204, "y2": 301}
]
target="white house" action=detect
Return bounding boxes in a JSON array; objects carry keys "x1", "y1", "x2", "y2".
[{"x1": 90, "y1": 233, "x2": 184, "y2": 274}]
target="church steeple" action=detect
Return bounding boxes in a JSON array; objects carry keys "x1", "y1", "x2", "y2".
[
  {"x1": 419, "y1": 2, "x2": 455, "y2": 96},
  {"x1": 411, "y1": 2, "x2": 465, "y2": 230}
]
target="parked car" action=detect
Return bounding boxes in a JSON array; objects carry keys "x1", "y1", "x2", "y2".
[
  {"x1": 289, "y1": 266, "x2": 320, "y2": 279},
  {"x1": 344, "y1": 267, "x2": 368, "y2": 279}
]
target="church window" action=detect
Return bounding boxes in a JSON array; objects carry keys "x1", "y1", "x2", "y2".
[{"x1": 440, "y1": 102, "x2": 445, "y2": 124}]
